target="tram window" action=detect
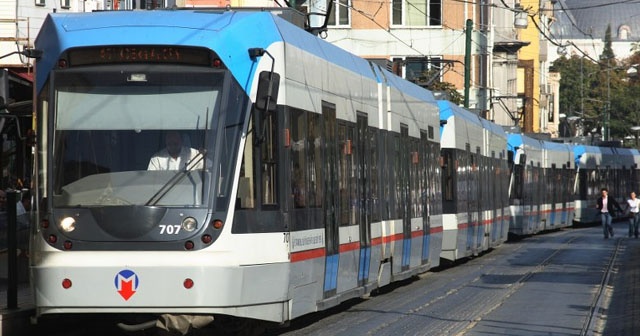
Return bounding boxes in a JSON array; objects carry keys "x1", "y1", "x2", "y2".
[
  {"x1": 389, "y1": 133, "x2": 399, "y2": 220},
  {"x1": 418, "y1": 132, "x2": 428, "y2": 219},
  {"x1": 512, "y1": 165, "x2": 523, "y2": 199},
  {"x1": 37, "y1": 88, "x2": 49, "y2": 199},
  {"x1": 237, "y1": 118, "x2": 256, "y2": 209},
  {"x1": 430, "y1": 142, "x2": 442, "y2": 215},
  {"x1": 411, "y1": 138, "x2": 420, "y2": 218},
  {"x1": 260, "y1": 112, "x2": 278, "y2": 206},
  {"x1": 338, "y1": 124, "x2": 349, "y2": 226},
  {"x1": 291, "y1": 109, "x2": 307, "y2": 208},
  {"x1": 308, "y1": 113, "x2": 322, "y2": 208},
  {"x1": 370, "y1": 128, "x2": 380, "y2": 221},
  {"x1": 442, "y1": 150, "x2": 454, "y2": 202},
  {"x1": 382, "y1": 131, "x2": 393, "y2": 219},
  {"x1": 347, "y1": 125, "x2": 357, "y2": 226}
]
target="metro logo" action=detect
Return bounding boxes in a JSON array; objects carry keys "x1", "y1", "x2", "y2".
[{"x1": 114, "y1": 269, "x2": 139, "y2": 301}]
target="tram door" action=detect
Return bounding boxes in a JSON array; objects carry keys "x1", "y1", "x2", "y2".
[
  {"x1": 472, "y1": 148, "x2": 482, "y2": 251},
  {"x1": 356, "y1": 115, "x2": 371, "y2": 286},
  {"x1": 550, "y1": 164, "x2": 557, "y2": 227},
  {"x1": 400, "y1": 126, "x2": 411, "y2": 271},
  {"x1": 420, "y1": 133, "x2": 432, "y2": 265},
  {"x1": 535, "y1": 162, "x2": 542, "y2": 231},
  {"x1": 322, "y1": 103, "x2": 339, "y2": 298},
  {"x1": 464, "y1": 144, "x2": 473, "y2": 251}
]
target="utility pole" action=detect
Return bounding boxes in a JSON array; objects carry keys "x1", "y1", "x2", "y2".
[
  {"x1": 605, "y1": 58, "x2": 611, "y2": 141},
  {"x1": 464, "y1": 19, "x2": 472, "y2": 108}
]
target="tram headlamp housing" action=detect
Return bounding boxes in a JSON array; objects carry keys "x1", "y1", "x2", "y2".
[
  {"x1": 60, "y1": 217, "x2": 76, "y2": 232},
  {"x1": 182, "y1": 217, "x2": 197, "y2": 232}
]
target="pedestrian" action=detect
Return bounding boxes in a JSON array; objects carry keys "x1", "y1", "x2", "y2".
[
  {"x1": 597, "y1": 188, "x2": 623, "y2": 239},
  {"x1": 626, "y1": 191, "x2": 640, "y2": 238}
]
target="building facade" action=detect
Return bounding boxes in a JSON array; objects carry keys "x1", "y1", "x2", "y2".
[{"x1": 2, "y1": 0, "x2": 562, "y2": 136}]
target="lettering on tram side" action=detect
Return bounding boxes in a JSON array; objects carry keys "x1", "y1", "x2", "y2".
[{"x1": 290, "y1": 229, "x2": 325, "y2": 252}]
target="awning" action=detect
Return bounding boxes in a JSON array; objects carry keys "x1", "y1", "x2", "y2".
[{"x1": 8, "y1": 68, "x2": 33, "y2": 86}]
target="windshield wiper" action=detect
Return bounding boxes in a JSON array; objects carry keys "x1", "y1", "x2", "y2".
[{"x1": 145, "y1": 150, "x2": 206, "y2": 206}]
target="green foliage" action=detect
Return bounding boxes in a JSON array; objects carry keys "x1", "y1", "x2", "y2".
[
  {"x1": 601, "y1": 25, "x2": 616, "y2": 61},
  {"x1": 550, "y1": 55, "x2": 600, "y2": 130},
  {"x1": 410, "y1": 68, "x2": 463, "y2": 105},
  {"x1": 551, "y1": 50, "x2": 640, "y2": 141},
  {"x1": 428, "y1": 81, "x2": 463, "y2": 105}
]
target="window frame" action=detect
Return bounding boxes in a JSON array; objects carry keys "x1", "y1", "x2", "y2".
[{"x1": 391, "y1": 0, "x2": 442, "y2": 27}]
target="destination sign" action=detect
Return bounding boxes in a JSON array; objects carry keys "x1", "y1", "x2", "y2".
[{"x1": 66, "y1": 46, "x2": 214, "y2": 67}]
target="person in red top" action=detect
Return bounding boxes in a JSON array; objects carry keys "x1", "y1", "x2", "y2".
[{"x1": 597, "y1": 188, "x2": 623, "y2": 239}]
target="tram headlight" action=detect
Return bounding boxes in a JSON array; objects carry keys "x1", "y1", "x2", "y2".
[
  {"x1": 182, "y1": 217, "x2": 197, "y2": 232},
  {"x1": 60, "y1": 217, "x2": 76, "y2": 233}
]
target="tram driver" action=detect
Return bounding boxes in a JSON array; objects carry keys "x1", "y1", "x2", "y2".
[{"x1": 147, "y1": 131, "x2": 207, "y2": 171}]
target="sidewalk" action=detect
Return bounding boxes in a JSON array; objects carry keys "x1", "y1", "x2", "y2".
[{"x1": 0, "y1": 251, "x2": 33, "y2": 336}]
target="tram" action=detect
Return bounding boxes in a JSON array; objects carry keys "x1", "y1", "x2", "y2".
[
  {"x1": 31, "y1": 9, "x2": 442, "y2": 332},
  {"x1": 28, "y1": 7, "x2": 640, "y2": 333}
]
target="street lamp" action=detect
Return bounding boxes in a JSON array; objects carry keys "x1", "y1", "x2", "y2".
[{"x1": 514, "y1": 3, "x2": 528, "y2": 29}]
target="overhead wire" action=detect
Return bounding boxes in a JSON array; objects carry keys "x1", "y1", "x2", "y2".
[{"x1": 328, "y1": 0, "x2": 619, "y2": 87}]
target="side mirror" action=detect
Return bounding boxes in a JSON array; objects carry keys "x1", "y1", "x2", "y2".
[{"x1": 255, "y1": 71, "x2": 280, "y2": 113}]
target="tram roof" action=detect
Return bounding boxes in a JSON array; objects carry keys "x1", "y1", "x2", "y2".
[
  {"x1": 506, "y1": 133, "x2": 542, "y2": 152},
  {"x1": 34, "y1": 10, "x2": 388, "y2": 94},
  {"x1": 437, "y1": 100, "x2": 481, "y2": 134}
]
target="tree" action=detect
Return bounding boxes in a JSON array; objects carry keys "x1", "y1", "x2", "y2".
[
  {"x1": 428, "y1": 81, "x2": 463, "y2": 105},
  {"x1": 410, "y1": 68, "x2": 463, "y2": 105},
  {"x1": 550, "y1": 55, "x2": 600, "y2": 135},
  {"x1": 601, "y1": 24, "x2": 615, "y2": 61}
]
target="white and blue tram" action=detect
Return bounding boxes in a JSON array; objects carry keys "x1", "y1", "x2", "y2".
[
  {"x1": 507, "y1": 134, "x2": 577, "y2": 235},
  {"x1": 28, "y1": 7, "x2": 640, "y2": 333},
  {"x1": 31, "y1": 9, "x2": 444, "y2": 330},
  {"x1": 438, "y1": 100, "x2": 509, "y2": 261}
]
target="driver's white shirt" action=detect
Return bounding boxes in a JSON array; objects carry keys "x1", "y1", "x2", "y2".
[{"x1": 148, "y1": 147, "x2": 202, "y2": 170}]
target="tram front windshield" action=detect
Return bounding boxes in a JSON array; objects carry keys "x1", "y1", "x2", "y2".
[{"x1": 50, "y1": 67, "x2": 237, "y2": 208}]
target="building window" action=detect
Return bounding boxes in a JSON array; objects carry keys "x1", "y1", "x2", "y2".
[
  {"x1": 548, "y1": 94, "x2": 554, "y2": 122},
  {"x1": 328, "y1": 0, "x2": 350, "y2": 26},
  {"x1": 619, "y1": 25, "x2": 631, "y2": 40},
  {"x1": 60, "y1": 0, "x2": 70, "y2": 8},
  {"x1": 35, "y1": 0, "x2": 45, "y2": 6},
  {"x1": 404, "y1": 57, "x2": 443, "y2": 85},
  {"x1": 392, "y1": 0, "x2": 442, "y2": 26}
]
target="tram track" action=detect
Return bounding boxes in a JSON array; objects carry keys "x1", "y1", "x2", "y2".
[
  {"x1": 581, "y1": 236, "x2": 622, "y2": 336},
  {"x1": 450, "y1": 232, "x2": 582, "y2": 336},
  {"x1": 270, "y1": 227, "x2": 622, "y2": 336},
  {"x1": 358, "y1": 231, "x2": 582, "y2": 336}
]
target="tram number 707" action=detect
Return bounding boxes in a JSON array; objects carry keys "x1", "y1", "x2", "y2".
[{"x1": 159, "y1": 225, "x2": 181, "y2": 235}]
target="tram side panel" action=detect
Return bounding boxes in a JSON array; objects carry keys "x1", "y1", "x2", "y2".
[
  {"x1": 572, "y1": 145, "x2": 603, "y2": 225},
  {"x1": 439, "y1": 101, "x2": 484, "y2": 261},
  {"x1": 507, "y1": 134, "x2": 545, "y2": 236},
  {"x1": 480, "y1": 118, "x2": 509, "y2": 249},
  {"x1": 283, "y1": 43, "x2": 444, "y2": 316},
  {"x1": 282, "y1": 41, "x2": 376, "y2": 314},
  {"x1": 380, "y1": 70, "x2": 442, "y2": 280},
  {"x1": 542, "y1": 142, "x2": 574, "y2": 230}
]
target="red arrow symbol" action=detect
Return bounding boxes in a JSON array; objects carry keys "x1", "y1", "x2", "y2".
[{"x1": 118, "y1": 279, "x2": 136, "y2": 301}]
